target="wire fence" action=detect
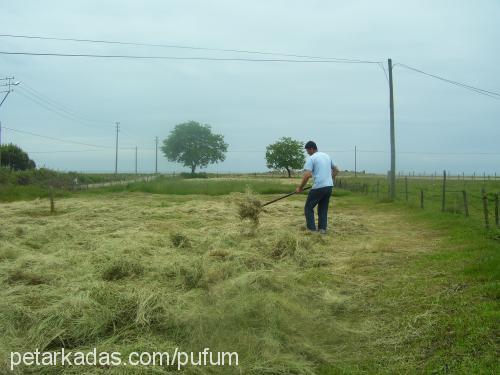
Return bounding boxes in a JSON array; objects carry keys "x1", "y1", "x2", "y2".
[{"x1": 337, "y1": 172, "x2": 500, "y2": 229}]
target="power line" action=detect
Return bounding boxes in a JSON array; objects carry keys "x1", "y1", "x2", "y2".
[
  {"x1": 0, "y1": 50, "x2": 379, "y2": 64},
  {"x1": 2, "y1": 126, "x2": 117, "y2": 149},
  {"x1": 16, "y1": 89, "x2": 112, "y2": 130},
  {"x1": 27, "y1": 149, "x2": 107, "y2": 153},
  {"x1": 18, "y1": 82, "x2": 112, "y2": 127},
  {"x1": 395, "y1": 63, "x2": 500, "y2": 100},
  {"x1": 378, "y1": 62, "x2": 389, "y2": 84},
  {"x1": 0, "y1": 33, "x2": 381, "y2": 64}
]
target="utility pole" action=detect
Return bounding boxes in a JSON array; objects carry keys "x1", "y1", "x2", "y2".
[
  {"x1": 388, "y1": 59, "x2": 396, "y2": 200},
  {"x1": 155, "y1": 136, "x2": 158, "y2": 174},
  {"x1": 0, "y1": 77, "x2": 20, "y2": 167},
  {"x1": 354, "y1": 145, "x2": 357, "y2": 177},
  {"x1": 135, "y1": 146, "x2": 138, "y2": 174},
  {"x1": 115, "y1": 122, "x2": 120, "y2": 174}
]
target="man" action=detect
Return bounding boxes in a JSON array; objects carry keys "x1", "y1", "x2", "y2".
[{"x1": 296, "y1": 141, "x2": 339, "y2": 234}]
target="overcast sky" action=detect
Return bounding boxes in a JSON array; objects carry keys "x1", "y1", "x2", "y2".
[{"x1": 0, "y1": 0, "x2": 499, "y2": 174}]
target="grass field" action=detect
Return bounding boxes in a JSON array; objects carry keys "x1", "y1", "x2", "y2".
[{"x1": 0, "y1": 177, "x2": 498, "y2": 374}]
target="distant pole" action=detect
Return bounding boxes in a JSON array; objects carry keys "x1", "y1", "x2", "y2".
[
  {"x1": 354, "y1": 145, "x2": 357, "y2": 177},
  {"x1": 388, "y1": 59, "x2": 396, "y2": 201},
  {"x1": 0, "y1": 77, "x2": 20, "y2": 168},
  {"x1": 155, "y1": 136, "x2": 158, "y2": 174},
  {"x1": 115, "y1": 122, "x2": 120, "y2": 174},
  {"x1": 135, "y1": 146, "x2": 138, "y2": 174}
]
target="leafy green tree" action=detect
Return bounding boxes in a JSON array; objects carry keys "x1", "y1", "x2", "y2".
[
  {"x1": 0, "y1": 143, "x2": 36, "y2": 171},
  {"x1": 265, "y1": 137, "x2": 305, "y2": 177},
  {"x1": 161, "y1": 121, "x2": 228, "y2": 174}
]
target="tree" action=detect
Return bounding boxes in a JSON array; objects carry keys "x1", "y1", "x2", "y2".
[
  {"x1": 265, "y1": 137, "x2": 305, "y2": 177},
  {"x1": 0, "y1": 143, "x2": 36, "y2": 171},
  {"x1": 161, "y1": 121, "x2": 228, "y2": 174}
]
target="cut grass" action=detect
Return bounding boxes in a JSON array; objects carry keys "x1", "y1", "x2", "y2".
[{"x1": 0, "y1": 183, "x2": 497, "y2": 374}]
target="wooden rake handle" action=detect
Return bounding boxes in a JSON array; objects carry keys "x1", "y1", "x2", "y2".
[{"x1": 261, "y1": 186, "x2": 311, "y2": 207}]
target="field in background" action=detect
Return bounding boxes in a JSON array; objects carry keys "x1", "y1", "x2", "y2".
[{"x1": 0, "y1": 176, "x2": 498, "y2": 374}]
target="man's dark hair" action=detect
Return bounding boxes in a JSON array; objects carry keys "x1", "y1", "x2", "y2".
[{"x1": 304, "y1": 141, "x2": 317, "y2": 150}]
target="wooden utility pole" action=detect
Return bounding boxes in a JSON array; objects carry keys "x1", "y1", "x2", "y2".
[
  {"x1": 135, "y1": 146, "x2": 138, "y2": 174},
  {"x1": 388, "y1": 59, "x2": 396, "y2": 200},
  {"x1": 114, "y1": 122, "x2": 120, "y2": 174}
]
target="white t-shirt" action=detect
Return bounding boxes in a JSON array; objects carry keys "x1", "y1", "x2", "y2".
[{"x1": 304, "y1": 151, "x2": 334, "y2": 189}]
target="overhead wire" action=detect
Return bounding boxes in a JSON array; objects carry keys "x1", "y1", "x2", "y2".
[
  {"x1": 395, "y1": 63, "x2": 500, "y2": 100},
  {"x1": 0, "y1": 33, "x2": 381, "y2": 63},
  {"x1": 27, "y1": 149, "x2": 106, "y2": 153},
  {"x1": 0, "y1": 51, "x2": 380, "y2": 64},
  {"x1": 18, "y1": 82, "x2": 113, "y2": 127},
  {"x1": 2, "y1": 126, "x2": 120, "y2": 149},
  {"x1": 15, "y1": 89, "x2": 112, "y2": 130}
]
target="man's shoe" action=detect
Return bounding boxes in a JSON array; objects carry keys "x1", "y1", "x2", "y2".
[{"x1": 319, "y1": 229, "x2": 327, "y2": 235}]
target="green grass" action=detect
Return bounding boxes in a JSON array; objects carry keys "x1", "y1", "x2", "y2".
[
  {"x1": 81, "y1": 176, "x2": 300, "y2": 196},
  {"x1": 317, "y1": 196, "x2": 499, "y2": 374},
  {"x1": 0, "y1": 184, "x2": 71, "y2": 203}
]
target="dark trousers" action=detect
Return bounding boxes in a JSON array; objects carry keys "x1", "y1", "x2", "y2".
[{"x1": 304, "y1": 186, "x2": 333, "y2": 230}]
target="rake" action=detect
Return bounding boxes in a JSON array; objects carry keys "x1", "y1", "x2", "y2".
[{"x1": 261, "y1": 186, "x2": 311, "y2": 207}]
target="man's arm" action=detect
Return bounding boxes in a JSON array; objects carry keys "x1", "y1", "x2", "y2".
[
  {"x1": 332, "y1": 165, "x2": 339, "y2": 179},
  {"x1": 296, "y1": 170, "x2": 312, "y2": 193}
]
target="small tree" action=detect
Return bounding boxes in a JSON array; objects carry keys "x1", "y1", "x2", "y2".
[
  {"x1": 0, "y1": 143, "x2": 36, "y2": 171},
  {"x1": 265, "y1": 137, "x2": 305, "y2": 177},
  {"x1": 162, "y1": 121, "x2": 228, "y2": 174}
]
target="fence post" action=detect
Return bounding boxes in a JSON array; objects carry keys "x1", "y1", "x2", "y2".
[
  {"x1": 441, "y1": 170, "x2": 446, "y2": 212},
  {"x1": 462, "y1": 190, "x2": 469, "y2": 217},
  {"x1": 376, "y1": 180, "x2": 380, "y2": 199},
  {"x1": 495, "y1": 193, "x2": 499, "y2": 227},
  {"x1": 482, "y1": 189, "x2": 489, "y2": 229},
  {"x1": 405, "y1": 176, "x2": 408, "y2": 202},
  {"x1": 420, "y1": 189, "x2": 424, "y2": 209},
  {"x1": 49, "y1": 186, "x2": 55, "y2": 214}
]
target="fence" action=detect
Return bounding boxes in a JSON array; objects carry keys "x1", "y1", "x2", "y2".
[{"x1": 337, "y1": 171, "x2": 500, "y2": 229}]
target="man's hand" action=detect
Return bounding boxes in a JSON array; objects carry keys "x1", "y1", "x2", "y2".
[{"x1": 297, "y1": 170, "x2": 311, "y2": 193}]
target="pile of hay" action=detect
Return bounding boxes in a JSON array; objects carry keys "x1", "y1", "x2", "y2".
[{"x1": 238, "y1": 191, "x2": 262, "y2": 225}]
